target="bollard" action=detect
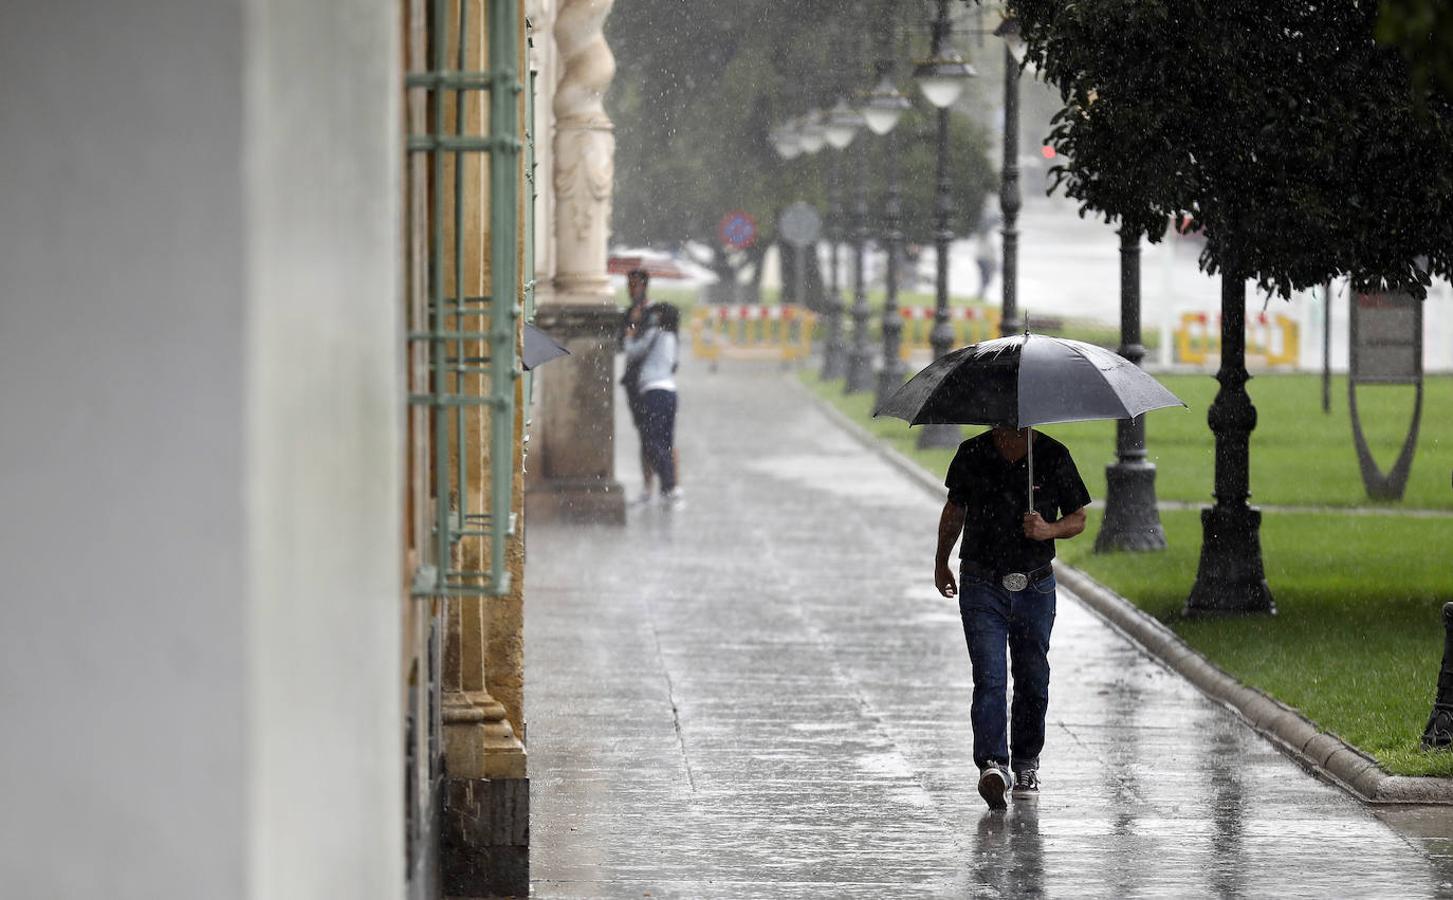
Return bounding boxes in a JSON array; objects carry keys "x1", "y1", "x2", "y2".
[{"x1": 1422, "y1": 602, "x2": 1453, "y2": 751}]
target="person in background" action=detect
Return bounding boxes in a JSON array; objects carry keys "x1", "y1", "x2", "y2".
[
  {"x1": 623, "y1": 301, "x2": 683, "y2": 508},
  {"x1": 974, "y1": 228, "x2": 1000, "y2": 299},
  {"x1": 620, "y1": 269, "x2": 655, "y2": 502}
]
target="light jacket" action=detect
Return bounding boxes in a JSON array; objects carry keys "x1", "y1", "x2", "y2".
[{"x1": 624, "y1": 326, "x2": 678, "y2": 392}]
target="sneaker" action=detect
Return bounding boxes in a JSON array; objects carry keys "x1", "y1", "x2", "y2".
[
  {"x1": 977, "y1": 765, "x2": 1009, "y2": 810},
  {"x1": 1012, "y1": 769, "x2": 1040, "y2": 795},
  {"x1": 663, "y1": 487, "x2": 686, "y2": 510},
  {"x1": 629, "y1": 491, "x2": 654, "y2": 507}
]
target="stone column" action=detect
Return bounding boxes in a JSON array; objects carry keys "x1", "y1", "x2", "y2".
[
  {"x1": 526, "y1": 0, "x2": 625, "y2": 524},
  {"x1": 438, "y1": 4, "x2": 528, "y2": 895}
]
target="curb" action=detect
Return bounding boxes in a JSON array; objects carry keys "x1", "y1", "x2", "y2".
[{"x1": 793, "y1": 374, "x2": 1453, "y2": 806}]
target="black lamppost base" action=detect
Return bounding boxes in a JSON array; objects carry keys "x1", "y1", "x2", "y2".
[
  {"x1": 1185, "y1": 504, "x2": 1276, "y2": 616},
  {"x1": 1094, "y1": 461, "x2": 1166, "y2": 553},
  {"x1": 1422, "y1": 602, "x2": 1453, "y2": 750},
  {"x1": 875, "y1": 363, "x2": 907, "y2": 412},
  {"x1": 822, "y1": 332, "x2": 848, "y2": 381},
  {"x1": 916, "y1": 422, "x2": 962, "y2": 451},
  {"x1": 845, "y1": 348, "x2": 876, "y2": 394},
  {"x1": 1425, "y1": 705, "x2": 1453, "y2": 750}
]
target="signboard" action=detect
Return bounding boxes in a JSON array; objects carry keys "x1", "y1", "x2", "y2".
[
  {"x1": 778, "y1": 202, "x2": 822, "y2": 248},
  {"x1": 1352, "y1": 292, "x2": 1420, "y2": 382},
  {"x1": 776, "y1": 202, "x2": 822, "y2": 309},
  {"x1": 718, "y1": 210, "x2": 758, "y2": 251},
  {"x1": 1348, "y1": 290, "x2": 1424, "y2": 499}
]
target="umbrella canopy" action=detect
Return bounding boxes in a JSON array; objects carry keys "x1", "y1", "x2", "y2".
[
  {"x1": 522, "y1": 322, "x2": 570, "y2": 371},
  {"x1": 874, "y1": 333, "x2": 1185, "y2": 429}
]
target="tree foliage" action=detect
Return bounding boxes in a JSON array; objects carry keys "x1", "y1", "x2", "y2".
[
  {"x1": 1015, "y1": 0, "x2": 1453, "y2": 299},
  {"x1": 1377, "y1": 0, "x2": 1453, "y2": 98},
  {"x1": 606, "y1": 0, "x2": 995, "y2": 277}
]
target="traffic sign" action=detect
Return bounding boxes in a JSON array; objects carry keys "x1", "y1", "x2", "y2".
[
  {"x1": 718, "y1": 210, "x2": 759, "y2": 250},
  {"x1": 779, "y1": 202, "x2": 822, "y2": 247}
]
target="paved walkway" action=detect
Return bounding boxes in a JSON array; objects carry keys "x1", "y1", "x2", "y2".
[{"x1": 525, "y1": 361, "x2": 1452, "y2": 899}]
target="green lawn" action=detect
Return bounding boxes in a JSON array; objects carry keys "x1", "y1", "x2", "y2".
[
  {"x1": 800, "y1": 369, "x2": 1453, "y2": 777},
  {"x1": 804, "y1": 369, "x2": 1453, "y2": 511}
]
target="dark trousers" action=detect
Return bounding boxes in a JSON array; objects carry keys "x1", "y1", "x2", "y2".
[
  {"x1": 958, "y1": 568, "x2": 1057, "y2": 772},
  {"x1": 637, "y1": 388, "x2": 677, "y2": 494}
]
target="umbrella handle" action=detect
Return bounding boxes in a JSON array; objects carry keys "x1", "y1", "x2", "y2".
[{"x1": 1027, "y1": 426, "x2": 1034, "y2": 513}]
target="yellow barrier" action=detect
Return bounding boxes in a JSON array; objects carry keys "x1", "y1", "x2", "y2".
[
  {"x1": 1175, "y1": 311, "x2": 1299, "y2": 367},
  {"x1": 897, "y1": 307, "x2": 1002, "y2": 360},
  {"x1": 690, "y1": 305, "x2": 817, "y2": 368}
]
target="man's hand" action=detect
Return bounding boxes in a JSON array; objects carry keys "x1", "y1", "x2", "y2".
[
  {"x1": 935, "y1": 560, "x2": 958, "y2": 598},
  {"x1": 1023, "y1": 507, "x2": 1088, "y2": 541},
  {"x1": 1022, "y1": 512, "x2": 1056, "y2": 541},
  {"x1": 935, "y1": 501, "x2": 966, "y2": 598}
]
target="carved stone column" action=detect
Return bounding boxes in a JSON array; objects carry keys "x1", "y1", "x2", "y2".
[{"x1": 526, "y1": 0, "x2": 625, "y2": 523}]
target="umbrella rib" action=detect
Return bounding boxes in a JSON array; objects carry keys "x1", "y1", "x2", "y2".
[{"x1": 1063, "y1": 340, "x2": 1136, "y2": 419}]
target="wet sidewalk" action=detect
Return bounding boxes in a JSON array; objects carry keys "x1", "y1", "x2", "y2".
[{"x1": 525, "y1": 361, "x2": 1452, "y2": 899}]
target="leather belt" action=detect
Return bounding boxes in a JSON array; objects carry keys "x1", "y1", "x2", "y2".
[{"x1": 961, "y1": 560, "x2": 1054, "y2": 592}]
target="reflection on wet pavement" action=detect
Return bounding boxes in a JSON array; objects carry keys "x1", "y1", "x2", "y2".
[{"x1": 527, "y1": 364, "x2": 1449, "y2": 899}]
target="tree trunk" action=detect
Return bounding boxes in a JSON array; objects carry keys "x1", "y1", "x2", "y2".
[
  {"x1": 805, "y1": 243, "x2": 824, "y2": 310},
  {"x1": 708, "y1": 244, "x2": 738, "y2": 305},
  {"x1": 742, "y1": 243, "x2": 766, "y2": 304}
]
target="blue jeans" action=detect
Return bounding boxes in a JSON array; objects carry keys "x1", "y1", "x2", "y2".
[
  {"x1": 958, "y1": 567, "x2": 1057, "y2": 773},
  {"x1": 637, "y1": 389, "x2": 677, "y2": 493}
]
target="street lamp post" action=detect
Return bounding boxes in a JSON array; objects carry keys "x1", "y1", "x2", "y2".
[
  {"x1": 1094, "y1": 227, "x2": 1167, "y2": 552},
  {"x1": 822, "y1": 150, "x2": 846, "y2": 370},
  {"x1": 1185, "y1": 269, "x2": 1275, "y2": 615},
  {"x1": 838, "y1": 33, "x2": 877, "y2": 395},
  {"x1": 914, "y1": 0, "x2": 974, "y2": 450},
  {"x1": 844, "y1": 145, "x2": 876, "y2": 393},
  {"x1": 865, "y1": 3, "x2": 911, "y2": 408},
  {"x1": 788, "y1": 109, "x2": 843, "y2": 380},
  {"x1": 826, "y1": 92, "x2": 874, "y2": 394},
  {"x1": 995, "y1": 17, "x2": 1024, "y2": 337}
]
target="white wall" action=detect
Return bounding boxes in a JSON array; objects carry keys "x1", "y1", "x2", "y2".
[
  {"x1": 0, "y1": 2, "x2": 402, "y2": 897},
  {"x1": 244, "y1": 1, "x2": 403, "y2": 898}
]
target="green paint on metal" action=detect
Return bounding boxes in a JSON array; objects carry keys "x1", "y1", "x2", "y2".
[
  {"x1": 406, "y1": 0, "x2": 525, "y2": 600},
  {"x1": 523, "y1": 59, "x2": 538, "y2": 427},
  {"x1": 405, "y1": 71, "x2": 498, "y2": 90}
]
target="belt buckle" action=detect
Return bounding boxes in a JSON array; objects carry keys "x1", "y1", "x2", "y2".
[{"x1": 1001, "y1": 572, "x2": 1028, "y2": 592}]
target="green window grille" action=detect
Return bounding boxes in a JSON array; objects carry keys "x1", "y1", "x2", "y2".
[
  {"x1": 407, "y1": 0, "x2": 522, "y2": 598},
  {"x1": 522, "y1": 35, "x2": 539, "y2": 427}
]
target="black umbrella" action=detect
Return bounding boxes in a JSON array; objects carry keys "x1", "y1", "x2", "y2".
[
  {"x1": 522, "y1": 322, "x2": 570, "y2": 371},
  {"x1": 874, "y1": 333, "x2": 1186, "y2": 505}
]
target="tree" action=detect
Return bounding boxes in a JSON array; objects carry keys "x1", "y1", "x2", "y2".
[
  {"x1": 605, "y1": 0, "x2": 995, "y2": 300},
  {"x1": 1014, "y1": 0, "x2": 1453, "y2": 614},
  {"x1": 1018, "y1": 0, "x2": 1453, "y2": 298},
  {"x1": 1377, "y1": 0, "x2": 1453, "y2": 98}
]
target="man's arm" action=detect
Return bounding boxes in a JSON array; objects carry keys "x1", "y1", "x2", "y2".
[
  {"x1": 1022, "y1": 506, "x2": 1087, "y2": 541},
  {"x1": 934, "y1": 500, "x2": 966, "y2": 598}
]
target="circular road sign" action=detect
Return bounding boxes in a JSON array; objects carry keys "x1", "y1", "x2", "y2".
[
  {"x1": 718, "y1": 210, "x2": 759, "y2": 250},
  {"x1": 779, "y1": 202, "x2": 822, "y2": 247}
]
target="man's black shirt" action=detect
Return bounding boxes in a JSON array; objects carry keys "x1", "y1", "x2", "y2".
[{"x1": 944, "y1": 430, "x2": 1092, "y2": 573}]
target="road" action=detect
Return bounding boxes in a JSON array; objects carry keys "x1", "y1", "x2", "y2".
[{"x1": 525, "y1": 360, "x2": 1452, "y2": 898}]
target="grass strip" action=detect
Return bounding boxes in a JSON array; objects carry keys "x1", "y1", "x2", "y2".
[{"x1": 800, "y1": 368, "x2": 1453, "y2": 510}]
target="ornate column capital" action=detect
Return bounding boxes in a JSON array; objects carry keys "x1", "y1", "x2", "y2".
[
  {"x1": 552, "y1": 0, "x2": 615, "y2": 301},
  {"x1": 553, "y1": 0, "x2": 615, "y2": 129}
]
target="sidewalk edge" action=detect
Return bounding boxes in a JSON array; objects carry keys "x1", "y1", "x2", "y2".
[{"x1": 793, "y1": 373, "x2": 1453, "y2": 807}]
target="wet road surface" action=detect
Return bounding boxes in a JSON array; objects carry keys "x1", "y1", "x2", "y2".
[{"x1": 526, "y1": 362, "x2": 1451, "y2": 899}]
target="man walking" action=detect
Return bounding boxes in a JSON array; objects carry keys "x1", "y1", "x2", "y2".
[{"x1": 933, "y1": 425, "x2": 1090, "y2": 809}]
